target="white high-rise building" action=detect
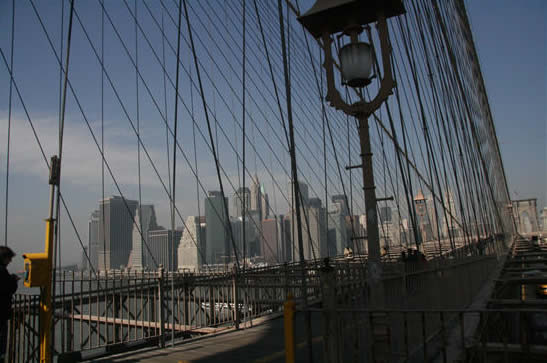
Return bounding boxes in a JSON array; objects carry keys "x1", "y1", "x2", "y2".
[
  {"x1": 178, "y1": 216, "x2": 206, "y2": 271},
  {"x1": 88, "y1": 210, "x2": 100, "y2": 271},
  {"x1": 130, "y1": 204, "x2": 158, "y2": 270}
]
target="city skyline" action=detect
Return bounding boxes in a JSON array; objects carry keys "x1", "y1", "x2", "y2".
[{"x1": 0, "y1": 0, "x2": 543, "y2": 270}]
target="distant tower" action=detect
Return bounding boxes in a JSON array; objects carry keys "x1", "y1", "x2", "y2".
[
  {"x1": 328, "y1": 195, "x2": 348, "y2": 256},
  {"x1": 414, "y1": 191, "x2": 432, "y2": 243},
  {"x1": 261, "y1": 186, "x2": 270, "y2": 220},
  {"x1": 205, "y1": 191, "x2": 229, "y2": 265},
  {"x1": 261, "y1": 217, "x2": 280, "y2": 263},
  {"x1": 250, "y1": 175, "x2": 262, "y2": 219},
  {"x1": 147, "y1": 228, "x2": 182, "y2": 271},
  {"x1": 97, "y1": 196, "x2": 138, "y2": 271},
  {"x1": 88, "y1": 209, "x2": 100, "y2": 271},
  {"x1": 291, "y1": 197, "x2": 327, "y2": 261},
  {"x1": 178, "y1": 216, "x2": 206, "y2": 271},
  {"x1": 232, "y1": 187, "x2": 250, "y2": 218},
  {"x1": 288, "y1": 180, "x2": 309, "y2": 210},
  {"x1": 130, "y1": 204, "x2": 158, "y2": 270}
]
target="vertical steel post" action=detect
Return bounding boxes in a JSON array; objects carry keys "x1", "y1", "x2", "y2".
[
  {"x1": 39, "y1": 155, "x2": 60, "y2": 363},
  {"x1": 283, "y1": 294, "x2": 296, "y2": 363},
  {"x1": 232, "y1": 266, "x2": 240, "y2": 329},
  {"x1": 358, "y1": 114, "x2": 385, "y2": 308},
  {"x1": 157, "y1": 265, "x2": 165, "y2": 348}
]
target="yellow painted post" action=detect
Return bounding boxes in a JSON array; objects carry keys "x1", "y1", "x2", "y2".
[
  {"x1": 284, "y1": 294, "x2": 295, "y2": 363},
  {"x1": 21, "y1": 156, "x2": 59, "y2": 363},
  {"x1": 40, "y1": 218, "x2": 55, "y2": 363}
]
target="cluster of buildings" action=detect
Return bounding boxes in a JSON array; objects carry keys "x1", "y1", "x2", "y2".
[{"x1": 85, "y1": 176, "x2": 464, "y2": 272}]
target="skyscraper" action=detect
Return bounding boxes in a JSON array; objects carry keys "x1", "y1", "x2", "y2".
[
  {"x1": 414, "y1": 191, "x2": 433, "y2": 243},
  {"x1": 130, "y1": 204, "x2": 158, "y2": 270},
  {"x1": 288, "y1": 180, "x2": 309, "y2": 210},
  {"x1": 261, "y1": 188, "x2": 270, "y2": 220},
  {"x1": 261, "y1": 217, "x2": 280, "y2": 263},
  {"x1": 178, "y1": 216, "x2": 206, "y2": 271},
  {"x1": 97, "y1": 196, "x2": 138, "y2": 271},
  {"x1": 88, "y1": 209, "x2": 100, "y2": 271},
  {"x1": 250, "y1": 175, "x2": 262, "y2": 219},
  {"x1": 232, "y1": 187, "x2": 250, "y2": 218},
  {"x1": 290, "y1": 197, "x2": 327, "y2": 261},
  {"x1": 205, "y1": 191, "x2": 229, "y2": 265},
  {"x1": 147, "y1": 228, "x2": 183, "y2": 271}
]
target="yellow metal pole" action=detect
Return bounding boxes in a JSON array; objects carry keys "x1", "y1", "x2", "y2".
[
  {"x1": 284, "y1": 294, "x2": 296, "y2": 363},
  {"x1": 40, "y1": 156, "x2": 59, "y2": 363},
  {"x1": 40, "y1": 217, "x2": 54, "y2": 363}
]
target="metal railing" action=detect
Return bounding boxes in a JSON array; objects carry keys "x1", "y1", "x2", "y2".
[
  {"x1": 7, "y1": 237, "x2": 506, "y2": 361},
  {"x1": 297, "y1": 252, "x2": 505, "y2": 362},
  {"x1": 301, "y1": 308, "x2": 547, "y2": 363},
  {"x1": 8, "y1": 294, "x2": 40, "y2": 363}
]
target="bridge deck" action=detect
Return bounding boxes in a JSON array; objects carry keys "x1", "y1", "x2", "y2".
[{"x1": 91, "y1": 313, "x2": 322, "y2": 363}]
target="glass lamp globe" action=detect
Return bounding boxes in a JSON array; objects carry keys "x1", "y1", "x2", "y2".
[{"x1": 339, "y1": 41, "x2": 373, "y2": 88}]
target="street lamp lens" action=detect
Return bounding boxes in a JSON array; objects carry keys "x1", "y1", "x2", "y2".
[{"x1": 339, "y1": 42, "x2": 373, "y2": 88}]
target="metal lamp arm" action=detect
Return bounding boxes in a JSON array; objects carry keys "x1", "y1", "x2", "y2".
[
  {"x1": 320, "y1": 14, "x2": 395, "y2": 117},
  {"x1": 357, "y1": 14, "x2": 395, "y2": 116},
  {"x1": 321, "y1": 33, "x2": 354, "y2": 115}
]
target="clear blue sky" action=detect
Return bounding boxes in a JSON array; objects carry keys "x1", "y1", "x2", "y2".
[
  {"x1": 0, "y1": 0, "x2": 545, "y2": 269},
  {"x1": 465, "y1": 0, "x2": 546, "y2": 208}
]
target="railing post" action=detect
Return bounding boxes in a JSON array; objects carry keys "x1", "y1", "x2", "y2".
[
  {"x1": 283, "y1": 294, "x2": 296, "y2": 363},
  {"x1": 320, "y1": 258, "x2": 338, "y2": 362},
  {"x1": 208, "y1": 285, "x2": 215, "y2": 326},
  {"x1": 232, "y1": 265, "x2": 240, "y2": 330},
  {"x1": 283, "y1": 263, "x2": 289, "y2": 301},
  {"x1": 157, "y1": 264, "x2": 165, "y2": 348}
]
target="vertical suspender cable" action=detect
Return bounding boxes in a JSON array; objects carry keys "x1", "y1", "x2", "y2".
[
  {"x1": 277, "y1": 0, "x2": 312, "y2": 361},
  {"x1": 171, "y1": 0, "x2": 183, "y2": 346},
  {"x1": 183, "y1": 0, "x2": 241, "y2": 270},
  {"x1": 161, "y1": 11, "x2": 171, "y2": 206},
  {"x1": 101, "y1": 0, "x2": 107, "y2": 273},
  {"x1": 135, "y1": 0, "x2": 143, "y2": 270},
  {"x1": 242, "y1": 0, "x2": 247, "y2": 273},
  {"x1": 52, "y1": 0, "x2": 74, "y2": 354},
  {"x1": 4, "y1": 0, "x2": 15, "y2": 246}
]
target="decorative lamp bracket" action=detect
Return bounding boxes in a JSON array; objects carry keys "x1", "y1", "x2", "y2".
[{"x1": 321, "y1": 14, "x2": 395, "y2": 118}]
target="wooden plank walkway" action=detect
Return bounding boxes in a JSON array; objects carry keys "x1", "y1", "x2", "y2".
[{"x1": 90, "y1": 313, "x2": 324, "y2": 363}]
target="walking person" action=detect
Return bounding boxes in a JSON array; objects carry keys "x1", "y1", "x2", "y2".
[{"x1": 0, "y1": 246, "x2": 18, "y2": 361}]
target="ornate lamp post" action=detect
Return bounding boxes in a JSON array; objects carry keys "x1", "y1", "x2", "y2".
[{"x1": 298, "y1": 0, "x2": 405, "y2": 307}]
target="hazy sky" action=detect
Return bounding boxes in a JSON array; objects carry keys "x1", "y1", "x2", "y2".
[{"x1": 0, "y1": 0, "x2": 545, "y2": 270}]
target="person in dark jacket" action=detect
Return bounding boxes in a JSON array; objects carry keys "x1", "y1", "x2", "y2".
[{"x1": 0, "y1": 246, "x2": 18, "y2": 360}]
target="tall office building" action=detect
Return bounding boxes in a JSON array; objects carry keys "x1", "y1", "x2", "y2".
[
  {"x1": 379, "y1": 206, "x2": 392, "y2": 223},
  {"x1": 327, "y1": 209, "x2": 346, "y2": 256},
  {"x1": 178, "y1": 216, "x2": 206, "y2": 271},
  {"x1": 261, "y1": 189, "x2": 270, "y2": 220},
  {"x1": 205, "y1": 191, "x2": 229, "y2": 265},
  {"x1": 332, "y1": 195, "x2": 348, "y2": 215},
  {"x1": 290, "y1": 198, "x2": 327, "y2": 261},
  {"x1": 542, "y1": 207, "x2": 547, "y2": 233},
  {"x1": 288, "y1": 180, "x2": 309, "y2": 210},
  {"x1": 414, "y1": 191, "x2": 433, "y2": 243},
  {"x1": 232, "y1": 187, "x2": 250, "y2": 218},
  {"x1": 441, "y1": 190, "x2": 460, "y2": 238},
  {"x1": 261, "y1": 217, "x2": 281, "y2": 263},
  {"x1": 97, "y1": 196, "x2": 138, "y2": 271},
  {"x1": 88, "y1": 209, "x2": 100, "y2": 271},
  {"x1": 250, "y1": 175, "x2": 262, "y2": 219},
  {"x1": 130, "y1": 204, "x2": 158, "y2": 270},
  {"x1": 230, "y1": 209, "x2": 261, "y2": 260},
  {"x1": 147, "y1": 228, "x2": 182, "y2": 271}
]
